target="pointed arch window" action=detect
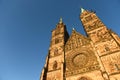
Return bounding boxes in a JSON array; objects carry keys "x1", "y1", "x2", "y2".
[
  {"x1": 85, "y1": 15, "x2": 92, "y2": 22},
  {"x1": 53, "y1": 61, "x2": 57, "y2": 70},
  {"x1": 54, "y1": 48, "x2": 58, "y2": 56},
  {"x1": 78, "y1": 38, "x2": 82, "y2": 45},
  {"x1": 55, "y1": 38, "x2": 59, "y2": 44},
  {"x1": 78, "y1": 76, "x2": 91, "y2": 80},
  {"x1": 104, "y1": 45, "x2": 110, "y2": 51},
  {"x1": 79, "y1": 77, "x2": 88, "y2": 80}
]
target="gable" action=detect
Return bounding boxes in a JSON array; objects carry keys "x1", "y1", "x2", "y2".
[{"x1": 65, "y1": 29, "x2": 90, "y2": 52}]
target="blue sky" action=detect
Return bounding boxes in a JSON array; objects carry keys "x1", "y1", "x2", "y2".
[{"x1": 0, "y1": 0, "x2": 120, "y2": 80}]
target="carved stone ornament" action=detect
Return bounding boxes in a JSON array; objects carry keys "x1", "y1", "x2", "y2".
[
  {"x1": 72, "y1": 53, "x2": 88, "y2": 67},
  {"x1": 66, "y1": 48, "x2": 99, "y2": 71},
  {"x1": 85, "y1": 20, "x2": 104, "y2": 32},
  {"x1": 97, "y1": 31, "x2": 111, "y2": 41}
]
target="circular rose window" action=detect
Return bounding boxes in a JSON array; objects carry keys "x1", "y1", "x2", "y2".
[{"x1": 72, "y1": 53, "x2": 88, "y2": 67}]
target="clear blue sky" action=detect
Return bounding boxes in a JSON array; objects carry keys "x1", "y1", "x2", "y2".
[{"x1": 0, "y1": 0, "x2": 120, "y2": 80}]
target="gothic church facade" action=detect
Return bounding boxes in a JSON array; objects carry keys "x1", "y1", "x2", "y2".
[{"x1": 40, "y1": 8, "x2": 120, "y2": 80}]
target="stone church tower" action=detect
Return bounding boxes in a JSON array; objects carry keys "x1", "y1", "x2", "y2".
[{"x1": 40, "y1": 8, "x2": 120, "y2": 80}]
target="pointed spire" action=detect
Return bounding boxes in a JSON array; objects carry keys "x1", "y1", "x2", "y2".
[
  {"x1": 59, "y1": 17, "x2": 63, "y2": 24},
  {"x1": 81, "y1": 8, "x2": 85, "y2": 13}
]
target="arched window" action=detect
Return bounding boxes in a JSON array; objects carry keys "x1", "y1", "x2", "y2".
[
  {"x1": 53, "y1": 61, "x2": 57, "y2": 70},
  {"x1": 55, "y1": 38, "x2": 59, "y2": 44},
  {"x1": 104, "y1": 45, "x2": 110, "y2": 51},
  {"x1": 54, "y1": 48, "x2": 58, "y2": 56},
  {"x1": 85, "y1": 15, "x2": 92, "y2": 22},
  {"x1": 79, "y1": 77, "x2": 88, "y2": 80}
]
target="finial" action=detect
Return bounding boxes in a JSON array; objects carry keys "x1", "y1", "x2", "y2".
[
  {"x1": 81, "y1": 8, "x2": 85, "y2": 13},
  {"x1": 72, "y1": 27, "x2": 76, "y2": 31},
  {"x1": 72, "y1": 27, "x2": 76, "y2": 33},
  {"x1": 59, "y1": 17, "x2": 63, "y2": 24},
  {"x1": 72, "y1": 28, "x2": 75, "y2": 30}
]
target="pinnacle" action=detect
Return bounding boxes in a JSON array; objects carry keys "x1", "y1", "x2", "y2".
[
  {"x1": 59, "y1": 17, "x2": 63, "y2": 24},
  {"x1": 81, "y1": 7, "x2": 85, "y2": 13},
  {"x1": 72, "y1": 27, "x2": 76, "y2": 33},
  {"x1": 72, "y1": 28, "x2": 75, "y2": 30}
]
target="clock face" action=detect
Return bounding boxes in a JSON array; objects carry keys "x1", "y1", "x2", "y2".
[{"x1": 72, "y1": 53, "x2": 88, "y2": 67}]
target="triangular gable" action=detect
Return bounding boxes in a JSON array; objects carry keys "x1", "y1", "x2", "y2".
[{"x1": 65, "y1": 29, "x2": 90, "y2": 52}]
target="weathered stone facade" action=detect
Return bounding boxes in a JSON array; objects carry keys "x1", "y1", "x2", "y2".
[{"x1": 40, "y1": 8, "x2": 120, "y2": 80}]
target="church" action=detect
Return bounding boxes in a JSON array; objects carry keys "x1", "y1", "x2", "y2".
[{"x1": 40, "y1": 8, "x2": 120, "y2": 80}]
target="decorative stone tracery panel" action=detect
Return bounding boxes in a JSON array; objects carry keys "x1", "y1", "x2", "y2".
[
  {"x1": 72, "y1": 53, "x2": 88, "y2": 67},
  {"x1": 65, "y1": 47, "x2": 100, "y2": 76}
]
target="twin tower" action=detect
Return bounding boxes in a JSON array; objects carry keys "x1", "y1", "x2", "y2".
[{"x1": 40, "y1": 8, "x2": 120, "y2": 80}]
